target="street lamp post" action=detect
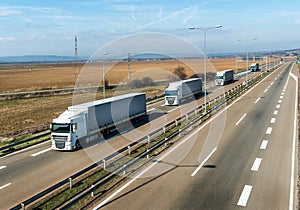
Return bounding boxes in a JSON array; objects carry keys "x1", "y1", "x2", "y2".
[
  {"x1": 102, "y1": 52, "x2": 108, "y2": 99},
  {"x1": 189, "y1": 25, "x2": 222, "y2": 113},
  {"x1": 237, "y1": 37, "x2": 257, "y2": 86}
]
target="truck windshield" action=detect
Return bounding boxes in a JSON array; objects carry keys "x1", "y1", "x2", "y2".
[
  {"x1": 51, "y1": 123, "x2": 71, "y2": 133},
  {"x1": 165, "y1": 91, "x2": 177, "y2": 96},
  {"x1": 215, "y1": 76, "x2": 223, "y2": 79}
]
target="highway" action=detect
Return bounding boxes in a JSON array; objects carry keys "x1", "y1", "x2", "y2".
[
  {"x1": 92, "y1": 61, "x2": 298, "y2": 209},
  {"x1": 0, "y1": 63, "x2": 281, "y2": 209}
]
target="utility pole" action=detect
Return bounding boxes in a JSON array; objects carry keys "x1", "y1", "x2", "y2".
[
  {"x1": 128, "y1": 52, "x2": 131, "y2": 80},
  {"x1": 74, "y1": 36, "x2": 78, "y2": 79}
]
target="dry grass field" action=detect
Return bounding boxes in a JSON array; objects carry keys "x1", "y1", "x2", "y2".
[
  {"x1": 0, "y1": 58, "x2": 276, "y2": 142},
  {"x1": 0, "y1": 58, "x2": 270, "y2": 93}
]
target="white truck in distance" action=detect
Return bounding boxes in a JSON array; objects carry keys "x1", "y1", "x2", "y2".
[
  {"x1": 215, "y1": 69, "x2": 234, "y2": 86},
  {"x1": 165, "y1": 78, "x2": 202, "y2": 106},
  {"x1": 51, "y1": 93, "x2": 146, "y2": 151},
  {"x1": 250, "y1": 63, "x2": 259, "y2": 72}
]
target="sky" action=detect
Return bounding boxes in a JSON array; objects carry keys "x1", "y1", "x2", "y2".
[{"x1": 0, "y1": 0, "x2": 300, "y2": 57}]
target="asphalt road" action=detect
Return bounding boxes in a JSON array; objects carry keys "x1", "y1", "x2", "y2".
[
  {"x1": 92, "y1": 61, "x2": 297, "y2": 210},
  {"x1": 0, "y1": 62, "x2": 280, "y2": 209}
]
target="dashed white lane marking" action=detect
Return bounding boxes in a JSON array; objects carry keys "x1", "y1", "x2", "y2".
[
  {"x1": 237, "y1": 185, "x2": 253, "y2": 207},
  {"x1": 251, "y1": 158, "x2": 262, "y2": 171},
  {"x1": 281, "y1": 93, "x2": 285, "y2": 96},
  {"x1": 278, "y1": 100, "x2": 282, "y2": 103},
  {"x1": 167, "y1": 106, "x2": 180, "y2": 113},
  {"x1": 255, "y1": 98, "x2": 260, "y2": 104},
  {"x1": 280, "y1": 96, "x2": 283, "y2": 99},
  {"x1": 273, "y1": 110, "x2": 279, "y2": 115},
  {"x1": 147, "y1": 108, "x2": 155, "y2": 112},
  {"x1": 260, "y1": 140, "x2": 268, "y2": 150},
  {"x1": 191, "y1": 147, "x2": 217, "y2": 177},
  {"x1": 266, "y1": 127, "x2": 273, "y2": 135},
  {"x1": 31, "y1": 148, "x2": 52, "y2": 157},
  {"x1": 264, "y1": 88, "x2": 268, "y2": 93},
  {"x1": 271, "y1": 82, "x2": 274, "y2": 85},
  {"x1": 0, "y1": 166, "x2": 7, "y2": 170},
  {"x1": 276, "y1": 105, "x2": 280, "y2": 109},
  {"x1": 0, "y1": 183, "x2": 11, "y2": 190},
  {"x1": 236, "y1": 113, "x2": 247, "y2": 126},
  {"x1": 270, "y1": 118, "x2": 276, "y2": 124}
]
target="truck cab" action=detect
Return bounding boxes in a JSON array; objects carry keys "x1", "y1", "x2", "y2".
[{"x1": 51, "y1": 110, "x2": 87, "y2": 150}]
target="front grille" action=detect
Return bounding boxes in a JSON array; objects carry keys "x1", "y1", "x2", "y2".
[
  {"x1": 166, "y1": 97, "x2": 175, "y2": 105},
  {"x1": 52, "y1": 135, "x2": 68, "y2": 141},
  {"x1": 55, "y1": 141, "x2": 65, "y2": 149}
]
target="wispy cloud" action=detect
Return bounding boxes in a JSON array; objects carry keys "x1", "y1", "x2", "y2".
[
  {"x1": 0, "y1": 37, "x2": 16, "y2": 41},
  {"x1": 137, "y1": 6, "x2": 195, "y2": 30},
  {"x1": 182, "y1": 6, "x2": 197, "y2": 25},
  {"x1": 0, "y1": 9, "x2": 22, "y2": 16}
]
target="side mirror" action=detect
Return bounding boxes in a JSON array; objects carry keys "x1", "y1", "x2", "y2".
[{"x1": 72, "y1": 123, "x2": 77, "y2": 132}]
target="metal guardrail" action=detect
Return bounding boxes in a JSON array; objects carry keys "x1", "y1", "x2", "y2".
[
  {"x1": 0, "y1": 132, "x2": 50, "y2": 152},
  {"x1": 10, "y1": 63, "x2": 284, "y2": 209}
]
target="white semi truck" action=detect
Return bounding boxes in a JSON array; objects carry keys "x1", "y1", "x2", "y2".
[
  {"x1": 165, "y1": 78, "x2": 202, "y2": 106},
  {"x1": 215, "y1": 69, "x2": 234, "y2": 86},
  {"x1": 250, "y1": 63, "x2": 259, "y2": 72},
  {"x1": 51, "y1": 93, "x2": 146, "y2": 151}
]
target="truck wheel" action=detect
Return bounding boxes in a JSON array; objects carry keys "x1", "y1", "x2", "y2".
[{"x1": 75, "y1": 140, "x2": 81, "y2": 149}]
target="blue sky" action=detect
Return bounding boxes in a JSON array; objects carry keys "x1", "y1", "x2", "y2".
[{"x1": 0, "y1": 0, "x2": 299, "y2": 57}]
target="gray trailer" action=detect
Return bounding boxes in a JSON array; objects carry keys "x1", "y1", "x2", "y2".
[{"x1": 51, "y1": 93, "x2": 146, "y2": 150}]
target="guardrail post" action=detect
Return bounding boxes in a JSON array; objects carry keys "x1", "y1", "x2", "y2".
[
  {"x1": 147, "y1": 135, "x2": 150, "y2": 144},
  {"x1": 186, "y1": 114, "x2": 188, "y2": 121},
  {"x1": 128, "y1": 146, "x2": 131, "y2": 155},
  {"x1": 165, "y1": 138, "x2": 168, "y2": 146},
  {"x1": 179, "y1": 129, "x2": 182, "y2": 137},
  {"x1": 91, "y1": 185, "x2": 94, "y2": 197},
  {"x1": 69, "y1": 177, "x2": 73, "y2": 189},
  {"x1": 123, "y1": 164, "x2": 126, "y2": 175},
  {"x1": 103, "y1": 159, "x2": 106, "y2": 170},
  {"x1": 175, "y1": 120, "x2": 178, "y2": 126},
  {"x1": 194, "y1": 109, "x2": 197, "y2": 115},
  {"x1": 21, "y1": 203, "x2": 25, "y2": 210},
  {"x1": 163, "y1": 126, "x2": 166, "y2": 134},
  {"x1": 147, "y1": 149, "x2": 149, "y2": 159}
]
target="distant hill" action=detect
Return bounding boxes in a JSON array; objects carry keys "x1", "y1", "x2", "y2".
[{"x1": 0, "y1": 55, "x2": 88, "y2": 64}]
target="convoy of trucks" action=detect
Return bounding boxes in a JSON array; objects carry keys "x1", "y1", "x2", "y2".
[
  {"x1": 165, "y1": 78, "x2": 202, "y2": 106},
  {"x1": 51, "y1": 93, "x2": 146, "y2": 150},
  {"x1": 215, "y1": 69, "x2": 234, "y2": 86},
  {"x1": 250, "y1": 63, "x2": 260, "y2": 72}
]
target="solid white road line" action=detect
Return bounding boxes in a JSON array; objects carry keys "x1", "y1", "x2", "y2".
[
  {"x1": 0, "y1": 183, "x2": 11, "y2": 190},
  {"x1": 260, "y1": 140, "x2": 268, "y2": 150},
  {"x1": 191, "y1": 147, "x2": 217, "y2": 177},
  {"x1": 270, "y1": 118, "x2": 276, "y2": 124},
  {"x1": 255, "y1": 98, "x2": 260, "y2": 104},
  {"x1": 273, "y1": 110, "x2": 279, "y2": 115},
  {"x1": 266, "y1": 127, "x2": 273, "y2": 135},
  {"x1": 31, "y1": 148, "x2": 52, "y2": 157},
  {"x1": 167, "y1": 106, "x2": 180, "y2": 113},
  {"x1": 251, "y1": 158, "x2": 262, "y2": 171},
  {"x1": 235, "y1": 113, "x2": 247, "y2": 126},
  {"x1": 0, "y1": 166, "x2": 7, "y2": 170},
  {"x1": 289, "y1": 66, "x2": 297, "y2": 210},
  {"x1": 237, "y1": 185, "x2": 253, "y2": 207},
  {"x1": 147, "y1": 108, "x2": 155, "y2": 112}
]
